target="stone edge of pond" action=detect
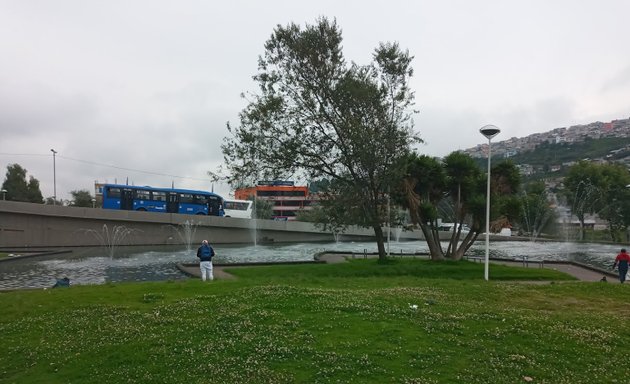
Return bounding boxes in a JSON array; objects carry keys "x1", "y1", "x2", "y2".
[{"x1": 0, "y1": 249, "x2": 73, "y2": 263}]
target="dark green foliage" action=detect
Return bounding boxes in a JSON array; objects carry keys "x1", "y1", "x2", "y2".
[
  {"x1": 564, "y1": 161, "x2": 630, "y2": 241},
  {"x1": 490, "y1": 160, "x2": 521, "y2": 195},
  {"x1": 510, "y1": 137, "x2": 630, "y2": 167},
  {"x1": 1, "y1": 163, "x2": 43, "y2": 203},
  {"x1": 593, "y1": 163, "x2": 630, "y2": 241},
  {"x1": 252, "y1": 197, "x2": 273, "y2": 219},
  {"x1": 489, "y1": 160, "x2": 523, "y2": 229},
  {"x1": 26, "y1": 177, "x2": 44, "y2": 203},
  {"x1": 398, "y1": 152, "x2": 522, "y2": 260},
  {"x1": 69, "y1": 189, "x2": 94, "y2": 207}
]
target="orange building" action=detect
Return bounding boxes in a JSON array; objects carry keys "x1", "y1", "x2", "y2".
[{"x1": 234, "y1": 181, "x2": 313, "y2": 221}]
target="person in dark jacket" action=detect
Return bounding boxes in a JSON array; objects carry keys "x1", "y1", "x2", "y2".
[
  {"x1": 612, "y1": 248, "x2": 630, "y2": 283},
  {"x1": 52, "y1": 277, "x2": 70, "y2": 288},
  {"x1": 196, "y1": 240, "x2": 215, "y2": 281}
]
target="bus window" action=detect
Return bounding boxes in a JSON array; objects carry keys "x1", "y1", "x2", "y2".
[
  {"x1": 179, "y1": 194, "x2": 194, "y2": 204},
  {"x1": 193, "y1": 194, "x2": 207, "y2": 204},
  {"x1": 107, "y1": 187, "x2": 121, "y2": 198},
  {"x1": 152, "y1": 191, "x2": 166, "y2": 202},
  {"x1": 136, "y1": 189, "x2": 151, "y2": 200}
]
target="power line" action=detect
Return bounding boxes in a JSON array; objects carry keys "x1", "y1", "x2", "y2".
[
  {"x1": 0, "y1": 152, "x2": 49, "y2": 157},
  {"x1": 0, "y1": 152, "x2": 213, "y2": 182}
]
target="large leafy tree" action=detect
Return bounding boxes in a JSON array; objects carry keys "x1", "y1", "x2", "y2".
[
  {"x1": 398, "y1": 154, "x2": 448, "y2": 260},
  {"x1": 222, "y1": 18, "x2": 419, "y2": 259},
  {"x1": 564, "y1": 161, "x2": 630, "y2": 241},
  {"x1": 489, "y1": 160, "x2": 522, "y2": 232},
  {"x1": 399, "y1": 152, "x2": 520, "y2": 260},
  {"x1": 1, "y1": 164, "x2": 44, "y2": 203},
  {"x1": 591, "y1": 163, "x2": 630, "y2": 241},
  {"x1": 441, "y1": 152, "x2": 484, "y2": 259}
]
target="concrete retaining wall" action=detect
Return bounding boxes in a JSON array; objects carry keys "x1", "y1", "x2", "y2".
[{"x1": 0, "y1": 201, "x2": 426, "y2": 248}]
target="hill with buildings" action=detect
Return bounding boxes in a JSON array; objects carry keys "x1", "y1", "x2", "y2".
[{"x1": 463, "y1": 117, "x2": 630, "y2": 178}]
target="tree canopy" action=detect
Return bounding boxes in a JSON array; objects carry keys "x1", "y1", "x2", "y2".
[
  {"x1": 222, "y1": 18, "x2": 419, "y2": 259},
  {"x1": 1, "y1": 164, "x2": 44, "y2": 203},
  {"x1": 69, "y1": 189, "x2": 95, "y2": 207},
  {"x1": 398, "y1": 152, "x2": 521, "y2": 260},
  {"x1": 564, "y1": 161, "x2": 630, "y2": 241}
]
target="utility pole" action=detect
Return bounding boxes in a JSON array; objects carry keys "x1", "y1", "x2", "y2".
[{"x1": 51, "y1": 149, "x2": 57, "y2": 205}]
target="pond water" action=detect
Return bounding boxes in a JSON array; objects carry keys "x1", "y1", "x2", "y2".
[{"x1": 0, "y1": 240, "x2": 620, "y2": 290}]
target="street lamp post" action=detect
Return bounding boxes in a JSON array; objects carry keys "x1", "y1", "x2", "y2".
[
  {"x1": 480, "y1": 125, "x2": 501, "y2": 281},
  {"x1": 387, "y1": 186, "x2": 391, "y2": 256},
  {"x1": 51, "y1": 149, "x2": 57, "y2": 205}
]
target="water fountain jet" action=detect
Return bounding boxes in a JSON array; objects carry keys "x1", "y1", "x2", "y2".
[
  {"x1": 80, "y1": 224, "x2": 140, "y2": 257},
  {"x1": 170, "y1": 220, "x2": 199, "y2": 252}
]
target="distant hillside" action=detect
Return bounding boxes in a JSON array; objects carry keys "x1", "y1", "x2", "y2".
[
  {"x1": 510, "y1": 137, "x2": 630, "y2": 166},
  {"x1": 463, "y1": 117, "x2": 630, "y2": 160},
  {"x1": 464, "y1": 117, "x2": 630, "y2": 180}
]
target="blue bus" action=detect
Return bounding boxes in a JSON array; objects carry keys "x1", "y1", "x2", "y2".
[{"x1": 101, "y1": 184, "x2": 224, "y2": 216}]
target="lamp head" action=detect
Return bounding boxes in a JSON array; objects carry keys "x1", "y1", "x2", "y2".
[{"x1": 480, "y1": 125, "x2": 501, "y2": 140}]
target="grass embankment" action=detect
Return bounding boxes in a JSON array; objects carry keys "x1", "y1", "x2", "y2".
[{"x1": 1, "y1": 259, "x2": 629, "y2": 383}]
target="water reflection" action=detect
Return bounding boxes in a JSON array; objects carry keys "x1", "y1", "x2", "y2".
[{"x1": 0, "y1": 241, "x2": 619, "y2": 290}]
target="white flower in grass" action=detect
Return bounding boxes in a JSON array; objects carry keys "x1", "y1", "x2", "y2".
[{"x1": 409, "y1": 304, "x2": 418, "y2": 310}]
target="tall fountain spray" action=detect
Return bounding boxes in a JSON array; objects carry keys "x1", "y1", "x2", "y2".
[
  {"x1": 521, "y1": 190, "x2": 553, "y2": 241},
  {"x1": 81, "y1": 224, "x2": 139, "y2": 257},
  {"x1": 252, "y1": 198, "x2": 258, "y2": 246},
  {"x1": 332, "y1": 230, "x2": 340, "y2": 243},
  {"x1": 173, "y1": 220, "x2": 199, "y2": 252},
  {"x1": 568, "y1": 180, "x2": 601, "y2": 241},
  {"x1": 393, "y1": 226, "x2": 403, "y2": 242}
]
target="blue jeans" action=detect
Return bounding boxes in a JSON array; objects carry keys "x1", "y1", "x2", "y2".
[{"x1": 619, "y1": 262, "x2": 628, "y2": 283}]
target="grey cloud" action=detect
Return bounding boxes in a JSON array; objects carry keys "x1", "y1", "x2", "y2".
[
  {"x1": 0, "y1": 82, "x2": 99, "y2": 137},
  {"x1": 497, "y1": 97, "x2": 578, "y2": 139},
  {"x1": 2, "y1": 0, "x2": 629, "y2": 200},
  {"x1": 601, "y1": 64, "x2": 630, "y2": 93}
]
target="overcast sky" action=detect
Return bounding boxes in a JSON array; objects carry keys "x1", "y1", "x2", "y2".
[{"x1": 1, "y1": 0, "x2": 629, "y2": 200}]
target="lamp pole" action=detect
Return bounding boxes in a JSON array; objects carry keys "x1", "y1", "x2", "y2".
[
  {"x1": 479, "y1": 125, "x2": 501, "y2": 281},
  {"x1": 51, "y1": 149, "x2": 57, "y2": 205},
  {"x1": 387, "y1": 186, "x2": 391, "y2": 256}
]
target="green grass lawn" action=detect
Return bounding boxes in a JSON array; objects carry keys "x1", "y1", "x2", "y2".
[{"x1": 1, "y1": 259, "x2": 628, "y2": 383}]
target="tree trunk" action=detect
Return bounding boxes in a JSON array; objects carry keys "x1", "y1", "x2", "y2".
[
  {"x1": 373, "y1": 225, "x2": 387, "y2": 260},
  {"x1": 418, "y1": 223, "x2": 445, "y2": 260},
  {"x1": 451, "y1": 231, "x2": 477, "y2": 260}
]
